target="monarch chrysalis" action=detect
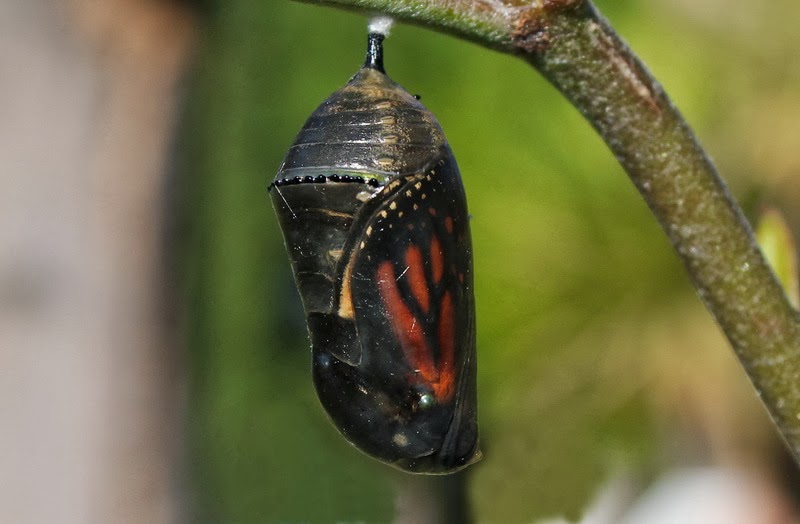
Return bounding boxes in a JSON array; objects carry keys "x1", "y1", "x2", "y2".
[{"x1": 269, "y1": 32, "x2": 479, "y2": 473}]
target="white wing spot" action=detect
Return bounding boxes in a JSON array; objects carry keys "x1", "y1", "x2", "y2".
[{"x1": 393, "y1": 433, "x2": 409, "y2": 447}]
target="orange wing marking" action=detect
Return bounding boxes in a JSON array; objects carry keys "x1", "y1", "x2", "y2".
[
  {"x1": 430, "y1": 235, "x2": 444, "y2": 285},
  {"x1": 377, "y1": 262, "x2": 438, "y2": 388},
  {"x1": 404, "y1": 245, "x2": 430, "y2": 313},
  {"x1": 435, "y1": 291, "x2": 456, "y2": 401},
  {"x1": 444, "y1": 216, "x2": 454, "y2": 234},
  {"x1": 338, "y1": 256, "x2": 356, "y2": 320}
]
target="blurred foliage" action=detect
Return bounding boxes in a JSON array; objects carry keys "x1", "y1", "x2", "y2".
[
  {"x1": 181, "y1": 0, "x2": 800, "y2": 522},
  {"x1": 756, "y1": 208, "x2": 799, "y2": 309}
]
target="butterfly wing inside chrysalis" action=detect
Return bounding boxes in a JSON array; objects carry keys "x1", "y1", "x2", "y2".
[{"x1": 312, "y1": 150, "x2": 479, "y2": 473}]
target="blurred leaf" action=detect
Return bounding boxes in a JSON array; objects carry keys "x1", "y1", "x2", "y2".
[{"x1": 756, "y1": 207, "x2": 799, "y2": 309}]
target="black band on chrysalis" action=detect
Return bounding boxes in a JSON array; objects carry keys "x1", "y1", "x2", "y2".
[{"x1": 365, "y1": 32, "x2": 385, "y2": 73}]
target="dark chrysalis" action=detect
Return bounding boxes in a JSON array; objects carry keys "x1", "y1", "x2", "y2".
[{"x1": 269, "y1": 31, "x2": 479, "y2": 474}]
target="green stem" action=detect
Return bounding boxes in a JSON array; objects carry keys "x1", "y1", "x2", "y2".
[{"x1": 295, "y1": 0, "x2": 800, "y2": 462}]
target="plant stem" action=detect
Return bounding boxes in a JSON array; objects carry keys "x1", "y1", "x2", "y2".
[
  {"x1": 294, "y1": 0, "x2": 800, "y2": 462},
  {"x1": 392, "y1": 471, "x2": 471, "y2": 524}
]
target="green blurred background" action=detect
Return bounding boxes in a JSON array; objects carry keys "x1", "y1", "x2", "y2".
[{"x1": 180, "y1": 1, "x2": 800, "y2": 521}]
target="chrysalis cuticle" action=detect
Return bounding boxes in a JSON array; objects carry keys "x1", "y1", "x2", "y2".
[{"x1": 270, "y1": 30, "x2": 479, "y2": 474}]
